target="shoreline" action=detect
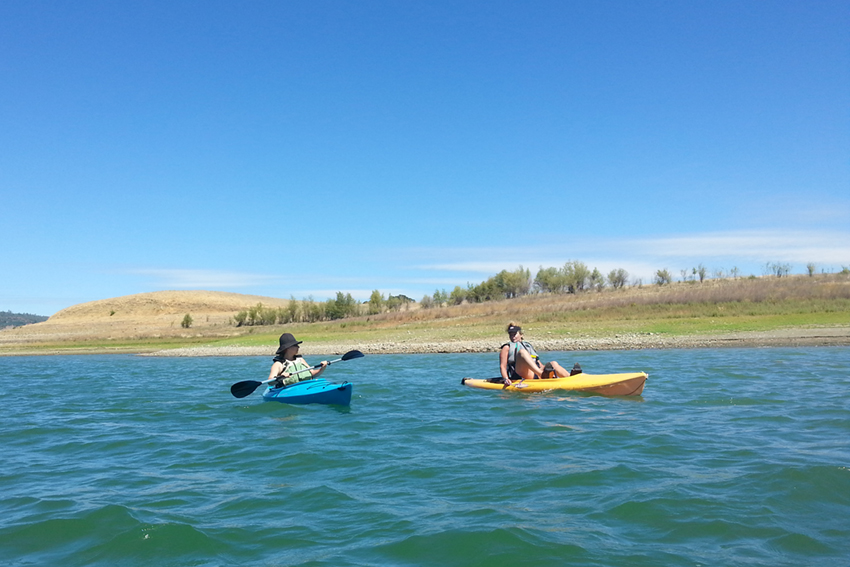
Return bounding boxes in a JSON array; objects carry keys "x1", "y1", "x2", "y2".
[
  {"x1": 143, "y1": 327, "x2": 850, "y2": 357},
  {"x1": 1, "y1": 328, "x2": 847, "y2": 357}
]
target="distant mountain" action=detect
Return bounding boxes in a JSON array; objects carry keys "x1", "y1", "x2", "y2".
[{"x1": 1, "y1": 310, "x2": 49, "y2": 328}]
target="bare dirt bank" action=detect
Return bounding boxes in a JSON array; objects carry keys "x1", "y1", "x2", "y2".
[{"x1": 145, "y1": 327, "x2": 850, "y2": 357}]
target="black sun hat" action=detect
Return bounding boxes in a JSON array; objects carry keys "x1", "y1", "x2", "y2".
[{"x1": 276, "y1": 332, "x2": 303, "y2": 354}]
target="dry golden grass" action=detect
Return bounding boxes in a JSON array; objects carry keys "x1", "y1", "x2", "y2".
[
  {"x1": 0, "y1": 291, "x2": 291, "y2": 352},
  {"x1": 49, "y1": 290, "x2": 290, "y2": 321}
]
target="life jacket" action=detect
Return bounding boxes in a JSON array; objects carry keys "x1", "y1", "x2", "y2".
[
  {"x1": 503, "y1": 340, "x2": 539, "y2": 380},
  {"x1": 271, "y1": 355, "x2": 311, "y2": 386}
]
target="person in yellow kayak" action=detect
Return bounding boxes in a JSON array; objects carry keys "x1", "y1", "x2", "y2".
[
  {"x1": 499, "y1": 322, "x2": 577, "y2": 386},
  {"x1": 268, "y1": 333, "x2": 328, "y2": 387}
]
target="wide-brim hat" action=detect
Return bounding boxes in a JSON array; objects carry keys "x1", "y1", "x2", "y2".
[{"x1": 275, "y1": 332, "x2": 302, "y2": 354}]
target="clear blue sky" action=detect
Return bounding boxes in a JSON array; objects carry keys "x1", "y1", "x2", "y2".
[{"x1": 2, "y1": 1, "x2": 848, "y2": 316}]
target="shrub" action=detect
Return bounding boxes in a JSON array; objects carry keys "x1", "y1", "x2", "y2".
[
  {"x1": 181, "y1": 314, "x2": 193, "y2": 328},
  {"x1": 654, "y1": 269, "x2": 673, "y2": 286}
]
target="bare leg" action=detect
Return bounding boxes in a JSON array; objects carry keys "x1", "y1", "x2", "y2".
[{"x1": 515, "y1": 350, "x2": 543, "y2": 379}]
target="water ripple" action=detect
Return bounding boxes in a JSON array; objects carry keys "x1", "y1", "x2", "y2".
[{"x1": 1, "y1": 349, "x2": 849, "y2": 565}]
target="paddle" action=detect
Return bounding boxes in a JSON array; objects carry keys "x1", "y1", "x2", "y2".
[{"x1": 230, "y1": 349, "x2": 364, "y2": 399}]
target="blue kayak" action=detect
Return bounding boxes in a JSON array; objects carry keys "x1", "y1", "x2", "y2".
[{"x1": 262, "y1": 378, "x2": 353, "y2": 406}]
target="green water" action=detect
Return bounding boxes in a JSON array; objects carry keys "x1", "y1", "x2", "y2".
[{"x1": 1, "y1": 348, "x2": 848, "y2": 566}]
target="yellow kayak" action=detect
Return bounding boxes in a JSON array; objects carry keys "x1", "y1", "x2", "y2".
[{"x1": 461, "y1": 372, "x2": 647, "y2": 396}]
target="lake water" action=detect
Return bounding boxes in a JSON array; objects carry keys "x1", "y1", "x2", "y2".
[{"x1": 1, "y1": 347, "x2": 848, "y2": 566}]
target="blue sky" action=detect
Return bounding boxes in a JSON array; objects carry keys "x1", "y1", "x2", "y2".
[{"x1": 2, "y1": 1, "x2": 848, "y2": 316}]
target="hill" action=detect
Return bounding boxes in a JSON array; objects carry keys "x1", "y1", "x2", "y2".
[
  {"x1": 48, "y1": 290, "x2": 290, "y2": 321},
  {"x1": 0, "y1": 290, "x2": 292, "y2": 353}
]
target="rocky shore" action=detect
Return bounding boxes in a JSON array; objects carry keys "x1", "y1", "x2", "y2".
[{"x1": 145, "y1": 327, "x2": 850, "y2": 357}]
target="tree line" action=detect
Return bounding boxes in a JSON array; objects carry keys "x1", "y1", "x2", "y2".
[
  {"x1": 228, "y1": 260, "x2": 846, "y2": 326},
  {"x1": 419, "y1": 263, "x2": 631, "y2": 308},
  {"x1": 0, "y1": 310, "x2": 49, "y2": 328}
]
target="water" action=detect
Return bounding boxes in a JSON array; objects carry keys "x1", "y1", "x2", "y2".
[{"x1": 1, "y1": 348, "x2": 848, "y2": 566}]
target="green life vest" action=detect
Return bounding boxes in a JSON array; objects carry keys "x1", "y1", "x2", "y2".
[{"x1": 272, "y1": 356, "x2": 311, "y2": 385}]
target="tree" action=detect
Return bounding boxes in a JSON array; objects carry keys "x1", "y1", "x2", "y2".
[
  {"x1": 449, "y1": 286, "x2": 467, "y2": 305},
  {"x1": 765, "y1": 262, "x2": 791, "y2": 277},
  {"x1": 535, "y1": 266, "x2": 566, "y2": 293},
  {"x1": 493, "y1": 266, "x2": 531, "y2": 298},
  {"x1": 368, "y1": 290, "x2": 384, "y2": 315},
  {"x1": 385, "y1": 294, "x2": 414, "y2": 311},
  {"x1": 608, "y1": 268, "x2": 629, "y2": 289},
  {"x1": 303, "y1": 296, "x2": 325, "y2": 322},
  {"x1": 181, "y1": 313, "x2": 193, "y2": 328},
  {"x1": 432, "y1": 289, "x2": 448, "y2": 307},
  {"x1": 326, "y1": 292, "x2": 358, "y2": 320},
  {"x1": 654, "y1": 269, "x2": 673, "y2": 286},
  {"x1": 287, "y1": 296, "x2": 300, "y2": 323},
  {"x1": 563, "y1": 261, "x2": 591, "y2": 293},
  {"x1": 589, "y1": 268, "x2": 605, "y2": 291},
  {"x1": 806, "y1": 263, "x2": 816, "y2": 277},
  {"x1": 420, "y1": 294, "x2": 434, "y2": 309}
]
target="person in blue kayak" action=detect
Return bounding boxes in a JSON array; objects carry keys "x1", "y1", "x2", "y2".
[
  {"x1": 268, "y1": 332, "x2": 328, "y2": 388},
  {"x1": 499, "y1": 322, "x2": 575, "y2": 385}
]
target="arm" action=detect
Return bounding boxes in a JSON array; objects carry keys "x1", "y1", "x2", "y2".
[
  {"x1": 499, "y1": 345, "x2": 511, "y2": 385},
  {"x1": 309, "y1": 361, "x2": 329, "y2": 378},
  {"x1": 268, "y1": 361, "x2": 284, "y2": 381}
]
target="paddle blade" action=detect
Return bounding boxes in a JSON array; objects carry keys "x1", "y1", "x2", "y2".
[
  {"x1": 230, "y1": 380, "x2": 263, "y2": 399},
  {"x1": 341, "y1": 350, "x2": 364, "y2": 361}
]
